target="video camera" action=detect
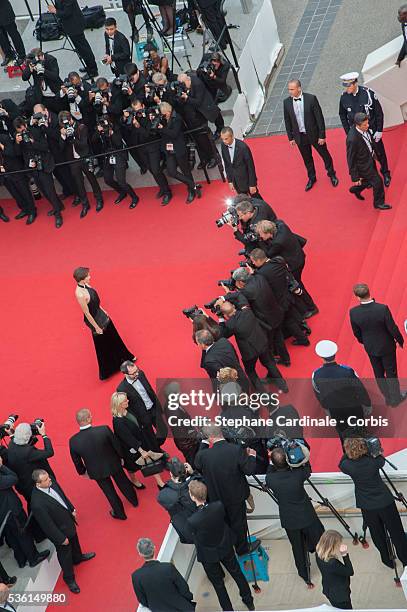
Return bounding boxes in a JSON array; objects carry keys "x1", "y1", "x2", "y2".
[
  {"x1": 216, "y1": 206, "x2": 238, "y2": 228},
  {"x1": 365, "y1": 436, "x2": 383, "y2": 458},
  {"x1": 267, "y1": 434, "x2": 309, "y2": 468},
  {"x1": 0, "y1": 415, "x2": 18, "y2": 440},
  {"x1": 182, "y1": 305, "x2": 204, "y2": 319}
]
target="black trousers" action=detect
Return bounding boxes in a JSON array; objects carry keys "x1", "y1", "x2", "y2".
[
  {"x1": 329, "y1": 600, "x2": 352, "y2": 610},
  {"x1": 285, "y1": 518, "x2": 324, "y2": 582},
  {"x1": 283, "y1": 305, "x2": 308, "y2": 342},
  {"x1": 70, "y1": 160, "x2": 102, "y2": 202},
  {"x1": 69, "y1": 32, "x2": 97, "y2": 75},
  {"x1": 103, "y1": 158, "x2": 137, "y2": 198},
  {"x1": 202, "y1": 548, "x2": 253, "y2": 611},
  {"x1": 4, "y1": 176, "x2": 36, "y2": 213},
  {"x1": 292, "y1": 266, "x2": 317, "y2": 311},
  {"x1": 224, "y1": 501, "x2": 248, "y2": 556},
  {"x1": 354, "y1": 168, "x2": 385, "y2": 208},
  {"x1": 56, "y1": 532, "x2": 83, "y2": 582},
  {"x1": 34, "y1": 171, "x2": 63, "y2": 213},
  {"x1": 165, "y1": 153, "x2": 195, "y2": 189},
  {"x1": 362, "y1": 502, "x2": 407, "y2": 566},
  {"x1": 0, "y1": 561, "x2": 12, "y2": 583},
  {"x1": 367, "y1": 348, "x2": 401, "y2": 405},
  {"x1": 374, "y1": 138, "x2": 390, "y2": 177},
  {"x1": 53, "y1": 164, "x2": 75, "y2": 197},
  {"x1": 0, "y1": 21, "x2": 26, "y2": 58},
  {"x1": 96, "y1": 469, "x2": 138, "y2": 517},
  {"x1": 268, "y1": 326, "x2": 290, "y2": 363},
  {"x1": 297, "y1": 132, "x2": 335, "y2": 180},
  {"x1": 243, "y1": 351, "x2": 285, "y2": 391},
  {"x1": 199, "y1": 1, "x2": 229, "y2": 49},
  {"x1": 4, "y1": 510, "x2": 38, "y2": 566},
  {"x1": 138, "y1": 146, "x2": 171, "y2": 194}
]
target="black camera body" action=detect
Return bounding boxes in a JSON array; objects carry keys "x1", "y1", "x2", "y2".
[
  {"x1": 0, "y1": 414, "x2": 18, "y2": 439},
  {"x1": 204, "y1": 298, "x2": 222, "y2": 315},
  {"x1": 96, "y1": 117, "x2": 110, "y2": 134},
  {"x1": 243, "y1": 229, "x2": 258, "y2": 243},
  {"x1": 167, "y1": 81, "x2": 187, "y2": 99},
  {"x1": 21, "y1": 130, "x2": 31, "y2": 144},
  {"x1": 199, "y1": 60, "x2": 215, "y2": 77},
  {"x1": 182, "y1": 305, "x2": 204, "y2": 319},
  {"x1": 365, "y1": 436, "x2": 383, "y2": 458},
  {"x1": 216, "y1": 206, "x2": 238, "y2": 228},
  {"x1": 217, "y1": 278, "x2": 236, "y2": 290}
]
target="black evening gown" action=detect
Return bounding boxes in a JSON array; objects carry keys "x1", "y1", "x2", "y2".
[{"x1": 83, "y1": 285, "x2": 134, "y2": 380}]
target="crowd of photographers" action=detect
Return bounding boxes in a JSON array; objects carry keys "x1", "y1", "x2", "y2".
[{"x1": 0, "y1": 17, "x2": 233, "y2": 228}]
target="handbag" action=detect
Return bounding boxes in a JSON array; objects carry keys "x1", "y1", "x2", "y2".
[
  {"x1": 136, "y1": 452, "x2": 167, "y2": 477},
  {"x1": 82, "y1": 5, "x2": 106, "y2": 29},
  {"x1": 92, "y1": 309, "x2": 110, "y2": 334},
  {"x1": 34, "y1": 14, "x2": 62, "y2": 41}
]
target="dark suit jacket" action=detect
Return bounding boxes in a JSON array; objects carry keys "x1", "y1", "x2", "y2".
[
  {"x1": 346, "y1": 125, "x2": 377, "y2": 181},
  {"x1": 132, "y1": 560, "x2": 195, "y2": 612},
  {"x1": 227, "y1": 274, "x2": 284, "y2": 330},
  {"x1": 0, "y1": 134, "x2": 25, "y2": 172},
  {"x1": 18, "y1": 125, "x2": 56, "y2": 174},
  {"x1": 159, "y1": 111, "x2": 188, "y2": 157},
  {"x1": 221, "y1": 138, "x2": 257, "y2": 194},
  {"x1": 260, "y1": 220, "x2": 305, "y2": 273},
  {"x1": 59, "y1": 122, "x2": 91, "y2": 160},
  {"x1": 194, "y1": 439, "x2": 256, "y2": 507},
  {"x1": 6, "y1": 437, "x2": 56, "y2": 499},
  {"x1": 187, "y1": 500, "x2": 235, "y2": 563},
  {"x1": 349, "y1": 301, "x2": 403, "y2": 356},
  {"x1": 316, "y1": 554, "x2": 353, "y2": 602},
  {"x1": 339, "y1": 454, "x2": 394, "y2": 510},
  {"x1": 69, "y1": 425, "x2": 123, "y2": 480},
  {"x1": 200, "y1": 337, "x2": 249, "y2": 391},
  {"x1": 22, "y1": 53, "x2": 62, "y2": 97},
  {"x1": 255, "y1": 259, "x2": 290, "y2": 310},
  {"x1": 220, "y1": 307, "x2": 268, "y2": 361},
  {"x1": 183, "y1": 74, "x2": 220, "y2": 123},
  {"x1": 397, "y1": 23, "x2": 407, "y2": 63},
  {"x1": 234, "y1": 200, "x2": 277, "y2": 249},
  {"x1": 0, "y1": 0, "x2": 15, "y2": 26},
  {"x1": 112, "y1": 415, "x2": 142, "y2": 470},
  {"x1": 104, "y1": 31, "x2": 131, "y2": 76},
  {"x1": 265, "y1": 464, "x2": 318, "y2": 529},
  {"x1": 283, "y1": 92, "x2": 326, "y2": 144},
  {"x1": 116, "y1": 370, "x2": 160, "y2": 426},
  {"x1": 54, "y1": 0, "x2": 85, "y2": 36},
  {"x1": 0, "y1": 466, "x2": 25, "y2": 521},
  {"x1": 30, "y1": 483, "x2": 76, "y2": 546}
]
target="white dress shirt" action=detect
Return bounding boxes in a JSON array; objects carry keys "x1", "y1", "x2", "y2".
[
  {"x1": 227, "y1": 138, "x2": 236, "y2": 163},
  {"x1": 37, "y1": 486, "x2": 69, "y2": 510},
  {"x1": 126, "y1": 376, "x2": 153, "y2": 410},
  {"x1": 356, "y1": 126, "x2": 373, "y2": 155},
  {"x1": 293, "y1": 94, "x2": 306, "y2": 133}
]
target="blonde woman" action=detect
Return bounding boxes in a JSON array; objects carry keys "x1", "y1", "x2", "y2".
[
  {"x1": 316, "y1": 530, "x2": 354, "y2": 609},
  {"x1": 110, "y1": 392, "x2": 165, "y2": 489}
]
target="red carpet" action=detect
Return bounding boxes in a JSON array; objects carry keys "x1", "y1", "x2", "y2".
[{"x1": 1, "y1": 124, "x2": 406, "y2": 611}]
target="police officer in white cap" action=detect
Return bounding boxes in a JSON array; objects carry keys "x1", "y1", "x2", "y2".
[
  {"x1": 339, "y1": 72, "x2": 391, "y2": 187},
  {"x1": 312, "y1": 340, "x2": 372, "y2": 440}
]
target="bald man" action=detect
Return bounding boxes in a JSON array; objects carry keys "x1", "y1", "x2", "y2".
[{"x1": 69, "y1": 408, "x2": 139, "y2": 520}]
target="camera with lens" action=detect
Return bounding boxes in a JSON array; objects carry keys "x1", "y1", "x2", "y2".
[
  {"x1": 198, "y1": 60, "x2": 215, "y2": 77},
  {"x1": 204, "y1": 298, "x2": 222, "y2": 315},
  {"x1": 216, "y1": 206, "x2": 238, "y2": 228},
  {"x1": 267, "y1": 434, "x2": 309, "y2": 467},
  {"x1": 0, "y1": 414, "x2": 19, "y2": 439},
  {"x1": 30, "y1": 418, "x2": 44, "y2": 436},
  {"x1": 96, "y1": 117, "x2": 110, "y2": 134},
  {"x1": 85, "y1": 157, "x2": 96, "y2": 173},
  {"x1": 21, "y1": 130, "x2": 31, "y2": 144},
  {"x1": 29, "y1": 154, "x2": 43, "y2": 171},
  {"x1": 144, "y1": 55, "x2": 155, "y2": 74},
  {"x1": 114, "y1": 75, "x2": 131, "y2": 94},
  {"x1": 31, "y1": 112, "x2": 47, "y2": 127},
  {"x1": 243, "y1": 229, "x2": 258, "y2": 243},
  {"x1": 61, "y1": 119, "x2": 75, "y2": 138},
  {"x1": 167, "y1": 81, "x2": 187, "y2": 99},
  {"x1": 365, "y1": 436, "x2": 383, "y2": 458},
  {"x1": 66, "y1": 86, "x2": 78, "y2": 102},
  {"x1": 145, "y1": 83, "x2": 163, "y2": 101},
  {"x1": 91, "y1": 86, "x2": 107, "y2": 106},
  {"x1": 217, "y1": 278, "x2": 236, "y2": 291},
  {"x1": 149, "y1": 107, "x2": 166, "y2": 130},
  {"x1": 182, "y1": 305, "x2": 204, "y2": 319}
]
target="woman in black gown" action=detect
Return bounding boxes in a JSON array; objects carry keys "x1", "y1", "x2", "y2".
[{"x1": 73, "y1": 267, "x2": 134, "y2": 380}]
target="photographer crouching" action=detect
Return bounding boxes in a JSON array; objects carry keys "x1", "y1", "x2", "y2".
[
  {"x1": 197, "y1": 52, "x2": 231, "y2": 138},
  {"x1": 340, "y1": 437, "x2": 407, "y2": 568}
]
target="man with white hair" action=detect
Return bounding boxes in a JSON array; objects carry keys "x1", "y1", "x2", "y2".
[{"x1": 131, "y1": 538, "x2": 195, "y2": 611}]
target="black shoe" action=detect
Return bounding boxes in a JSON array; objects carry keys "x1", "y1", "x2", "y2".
[
  {"x1": 206, "y1": 158, "x2": 217, "y2": 169},
  {"x1": 303, "y1": 307, "x2": 319, "y2": 319},
  {"x1": 129, "y1": 195, "x2": 139, "y2": 209},
  {"x1": 114, "y1": 193, "x2": 127, "y2": 205},
  {"x1": 65, "y1": 580, "x2": 80, "y2": 594},
  {"x1": 375, "y1": 203, "x2": 392, "y2": 210},
  {"x1": 72, "y1": 196, "x2": 81, "y2": 207},
  {"x1": 6, "y1": 577, "x2": 17, "y2": 587},
  {"x1": 75, "y1": 552, "x2": 96, "y2": 564},
  {"x1": 110, "y1": 510, "x2": 127, "y2": 520},
  {"x1": 18, "y1": 561, "x2": 27, "y2": 569},
  {"x1": 133, "y1": 482, "x2": 146, "y2": 490},
  {"x1": 275, "y1": 357, "x2": 291, "y2": 366},
  {"x1": 80, "y1": 204, "x2": 90, "y2": 218},
  {"x1": 161, "y1": 193, "x2": 172, "y2": 206},
  {"x1": 79, "y1": 67, "x2": 87, "y2": 73},
  {"x1": 278, "y1": 381, "x2": 289, "y2": 393},
  {"x1": 140, "y1": 167, "x2": 148, "y2": 175},
  {"x1": 349, "y1": 185, "x2": 365, "y2": 200},
  {"x1": 15, "y1": 211, "x2": 28, "y2": 220},
  {"x1": 55, "y1": 214, "x2": 63, "y2": 229},
  {"x1": 196, "y1": 184, "x2": 202, "y2": 198},
  {"x1": 186, "y1": 188, "x2": 196, "y2": 204},
  {"x1": 29, "y1": 549, "x2": 50, "y2": 567},
  {"x1": 1, "y1": 57, "x2": 13, "y2": 66},
  {"x1": 244, "y1": 601, "x2": 255, "y2": 611},
  {"x1": 96, "y1": 198, "x2": 104, "y2": 212},
  {"x1": 0, "y1": 211, "x2": 10, "y2": 222},
  {"x1": 292, "y1": 338, "x2": 310, "y2": 346},
  {"x1": 384, "y1": 174, "x2": 391, "y2": 187},
  {"x1": 301, "y1": 322, "x2": 312, "y2": 335},
  {"x1": 330, "y1": 174, "x2": 339, "y2": 187},
  {"x1": 305, "y1": 178, "x2": 316, "y2": 191},
  {"x1": 156, "y1": 188, "x2": 165, "y2": 199},
  {"x1": 47, "y1": 209, "x2": 56, "y2": 216}
]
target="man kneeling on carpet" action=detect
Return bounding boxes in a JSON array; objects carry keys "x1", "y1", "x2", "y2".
[{"x1": 30, "y1": 469, "x2": 95, "y2": 594}]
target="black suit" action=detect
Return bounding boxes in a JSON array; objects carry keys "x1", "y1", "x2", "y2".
[
  {"x1": 22, "y1": 53, "x2": 64, "y2": 114},
  {"x1": 316, "y1": 553, "x2": 353, "y2": 609},
  {"x1": 158, "y1": 479, "x2": 197, "y2": 543},
  {"x1": 0, "y1": 0, "x2": 26, "y2": 59},
  {"x1": 69, "y1": 425, "x2": 138, "y2": 518},
  {"x1": 221, "y1": 138, "x2": 259, "y2": 195},
  {"x1": 283, "y1": 92, "x2": 335, "y2": 180},
  {"x1": 54, "y1": 0, "x2": 97, "y2": 75},
  {"x1": 195, "y1": 0, "x2": 229, "y2": 50},
  {"x1": 31, "y1": 483, "x2": 82, "y2": 582},
  {"x1": 159, "y1": 111, "x2": 195, "y2": 190},
  {"x1": 339, "y1": 454, "x2": 407, "y2": 568},
  {"x1": 346, "y1": 125, "x2": 385, "y2": 208},
  {"x1": 266, "y1": 464, "x2": 324, "y2": 581},
  {"x1": 0, "y1": 134, "x2": 36, "y2": 214},
  {"x1": 195, "y1": 439, "x2": 256, "y2": 555},
  {"x1": 132, "y1": 560, "x2": 195, "y2": 612},
  {"x1": 233, "y1": 200, "x2": 277, "y2": 250},
  {"x1": 104, "y1": 31, "x2": 131, "y2": 77},
  {"x1": 397, "y1": 22, "x2": 407, "y2": 64},
  {"x1": 200, "y1": 337, "x2": 250, "y2": 392},
  {"x1": 350, "y1": 300, "x2": 404, "y2": 405},
  {"x1": 187, "y1": 501, "x2": 253, "y2": 611},
  {"x1": 7, "y1": 437, "x2": 56, "y2": 500}
]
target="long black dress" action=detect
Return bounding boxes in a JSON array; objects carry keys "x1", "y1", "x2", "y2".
[{"x1": 80, "y1": 284, "x2": 134, "y2": 380}]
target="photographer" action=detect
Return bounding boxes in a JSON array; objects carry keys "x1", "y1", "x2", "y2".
[
  {"x1": 142, "y1": 43, "x2": 170, "y2": 81},
  {"x1": 13, "y1": 116, "x2": 64, "y2": 228},
  {"x1": 340, "y1": 437, "x2": 407, "y2": 568},
  {"x1": 121, "y1": 63, "x2": 147, "y2": 105},
  {"x1": 266, "y1": 447, "x2": 324, "y2": 584},
  {"x1": 158, "y1": 102, "x2": 202, "y2": 203},
  {"x1": 22, "y1": 49, "x2": 63, "y2": 114},
  {"x1": 60, "y1": 72, "x2": 94, "y2": 127},
  {"x1": 89, "y1": 77, "x2": 122, "y2": 122},
  {"x1": 0, "y1": 133, "x2": 37, "y2": 225},
  {"x1": 191, "y1": 312, "x2": 221, "y2": 343},
  {"x1": 58, "y1": 110, "x2": 103, "y2": 216},
  {"x1": 316, "y1": 530, "x2": 354, "y2": 610},
  {"x1": 228, "y1": 196, "x2": 277, "y2": 252},
  {"x1": 121, "y1": 98, "x2": 172, "y2": 205},
  {"x1": 197, "y1": 52, "x2": 230, "y2": 138},
  {"x1": 103, "y1": 18, "x2": 130, "y2": 78},
  {"x1": 157, "y1": 457, "x2": 197, "y2": 543},
  {"x1": 92, "y1": 116, "x2": 139, "y2": 209}
]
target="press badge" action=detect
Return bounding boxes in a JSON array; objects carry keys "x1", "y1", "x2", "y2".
[
  {"x1": 109, "y1": 155, "x2": 116, "y2": 165},
  {"x1": 166, "y1": 143, "x2": 174, "y2": 152}
]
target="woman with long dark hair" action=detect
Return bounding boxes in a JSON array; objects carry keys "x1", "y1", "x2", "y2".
[{"x1": 74, "y1": 267, "x2": 134, "y2": 380}]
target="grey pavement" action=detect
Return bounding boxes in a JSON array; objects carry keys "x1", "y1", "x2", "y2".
[{"x1": 251, "y1": 0, "x2": 403, "y2": 136}]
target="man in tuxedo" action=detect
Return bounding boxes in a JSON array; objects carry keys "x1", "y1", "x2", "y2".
[
  {"x1": 69, "y1": 408, "x2": 139, "y2": 520},
  {"x1": 396, "y1": 4, "x2": 407, "y2": 67},
  {"x1": 22, "y1": 49, "x2": 63, "y2": 114},
  {"x1": 350, "y1": 284, "x2": 406, "y2": 406},
  {"x1": 117, "y1": 359, "x2": 167, "y2": 446},
  {"x1": 0, "y1": 0, "x2": 26, "y2": 65},
  {"x1": 220, "y1": 127, "x2": 260, "y2": 197},
  {"x1": 31, "y1": 469, "x2": 95, "y2": 593},
  {"x1": 194, "y1": 424, "x2": 258, "y2": 557},
  {"x1": 132, "y1": 538, "x2": 196, "y2": 611},
  {"x1": 187, "y1": 480, "x2": 255, "y2": 611},
  {"x1": 47, "y1": 0, "x2": 97, "y2": 79},
  {"x1": 346, "y1": 112, "x2": 391, "y2": 210},
  {"x1": 283, "y1": 79, "x2": 338, "y2": 192},
  {"x1": 103, "y1": 18, "x2": 131, "y2": 77},
  {"x1": 195, "y1": 330, "x2": 250, "y2": 392}
]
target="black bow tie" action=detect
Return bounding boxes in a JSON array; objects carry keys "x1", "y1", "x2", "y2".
[{"x1": 294, "y1": 97, "x2": 302, "y2": 102}]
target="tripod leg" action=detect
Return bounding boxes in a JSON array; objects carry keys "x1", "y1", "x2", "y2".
[
  {"x1": 301, "y1": 532, "x2": 314, "y2": 589},
  {"x1": 385, "y1": 530, "x2": 401, "y2": 586},
  {"x1": 246, "y1": 524, "x2": 261, "y2": 593}
]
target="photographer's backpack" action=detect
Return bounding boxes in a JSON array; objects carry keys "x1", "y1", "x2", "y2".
[
  {"x1": 34, "y1": 14, "x2": 62, "y2": 41},
  {"x1": 82, "y1": 5, "x2": 106, "y2": 30}
]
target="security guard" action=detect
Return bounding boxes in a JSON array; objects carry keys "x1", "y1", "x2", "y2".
[
  {"x1": 339, "y1": 72, "x2": 391, "y2": 187},
  {"x1": 312, "y1": 340, "x2": 372, "y2": 440}
]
